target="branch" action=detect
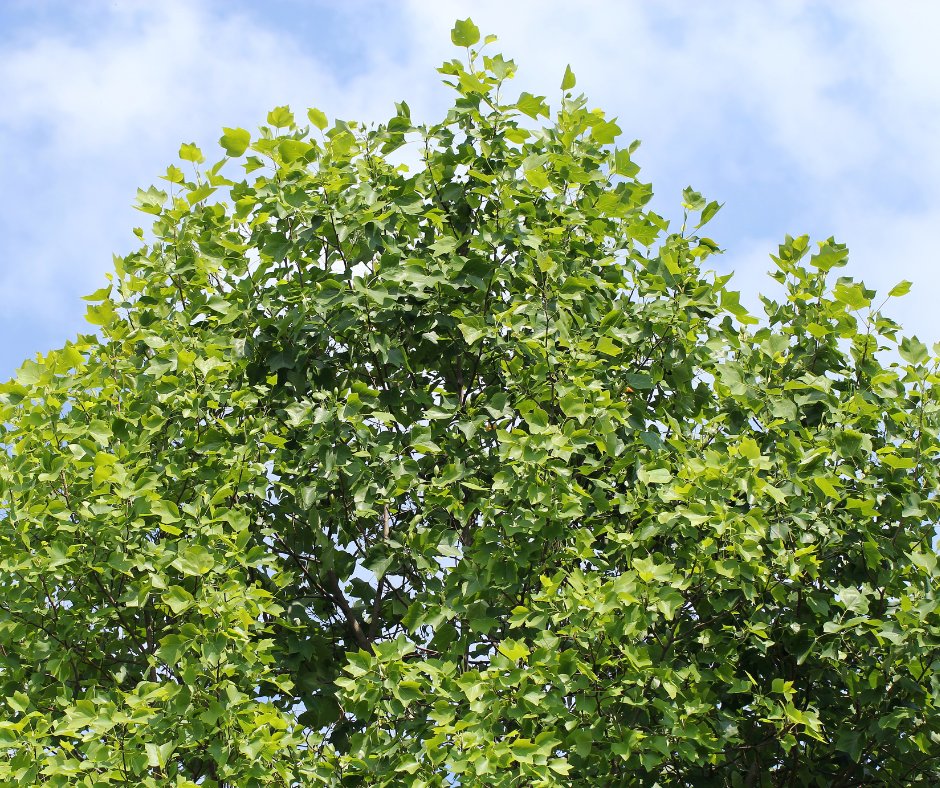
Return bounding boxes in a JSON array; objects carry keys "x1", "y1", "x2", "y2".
[{"x1": 325, "y1": 569, "x2": 373, "y2": 654}]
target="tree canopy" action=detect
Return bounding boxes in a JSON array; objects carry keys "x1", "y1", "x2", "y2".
[{"x1": 2, "y1": 18, "x2": 940, "y2": 786}]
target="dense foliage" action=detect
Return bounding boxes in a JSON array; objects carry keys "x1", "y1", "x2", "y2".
[{"x1": 2, "y1": 19, "x2": 940, "y2": 786}]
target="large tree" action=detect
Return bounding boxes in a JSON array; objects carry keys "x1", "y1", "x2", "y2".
[{"x1": 2, "y1": 19, "x2": 939, "y2": 786}]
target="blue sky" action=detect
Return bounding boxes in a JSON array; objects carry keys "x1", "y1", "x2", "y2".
[{"x1": 2, "y1": 0, "x2": 940, "y2": 378}]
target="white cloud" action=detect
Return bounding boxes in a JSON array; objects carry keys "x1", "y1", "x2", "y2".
[
  {"x1": 403, "y1": 0, "x2": 940, "y2": 338},
  {"x1": 0, "y1": 0, "x2": 432, "y2": 370},
  {"x1": 2, "y1": 0, "x2": 940, "y2": 374}
]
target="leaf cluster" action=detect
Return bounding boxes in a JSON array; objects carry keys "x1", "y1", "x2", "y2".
[{"x1": 2, "y1": 19, "x2": 940, "y2": 786}]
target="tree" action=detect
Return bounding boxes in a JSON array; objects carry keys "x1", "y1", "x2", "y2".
[{"x1": 1, "y1": 18, "x2": 939, "y2": 786}]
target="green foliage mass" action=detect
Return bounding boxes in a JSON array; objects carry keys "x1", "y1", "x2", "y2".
[{"x1": 2, "y1": 19, "x2": 940, "y2": 786}]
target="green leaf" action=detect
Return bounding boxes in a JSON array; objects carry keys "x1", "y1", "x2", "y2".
[
  {"x1": 721, "y1": 289, "x2": 757, "y2": 323},
  {"x1": 163, "y1": 163, "x2": 185, "y2": 183},
  {"x1": 179, "y1": 142, "x2": 205, "y2": 163},
  {"x1": 163, "y1": 586, "x2": 194, "y2": 615},
  {"x1": 682, "y1": 186, "x2": 706, "y2": 212},
  {"x1": 696, "y1": 200, "x2": 722, "y2": 228},
  {"x1": 219, "y1": 127, "x2": 251, "y2": 157},
  {"x1": 525, "y1": 407, "x2": 549, "y2": 431},
  {"x1": 833, "y1": 281, "x2": 870, "y2": 310},
  {"x1": 7, "y1": 691, "x2": 30, "y2": 713},
  {"x1": 145, "y1": 741, "x2": 175, "y2": 769},
  {"x1": 633, "y1": 556, "x2": 675, "y2": 583},
  {"x1": 134, "y1": 185, "x2": 167, "y2": 214},
  {"x1": 837, "y1": 586, "x2": 869, "y2": 614},
  {"x1": 560, "y1": 64, "x2": 576, "y2": 91},
  {"x1": 451, "y1": 18, "x2": 480, "y2": 47},
  {"x1": 85, "y1": 301, "x2": 117, "y2": 327},
  {"x1": 171, "y1": 545, "x2": 216, "y2": 577},
  {"x1": 639, "y1": 467, "x2": 672, "y2": 485},
  {"x1": 517, "y1": 92, "x2": 549, "y2": 119},
  {"x1": 458, "y1": 323, "x2": 485, "y2": 345},
  {"x1": 899, "y1": 335, "x2": 929, "y2": 364},
  {"x1": 267, "y1": 105, "x2": 295, "y2": 128},
  {"x1": 811, "y1": 240, "x2": 849, "y2": 271},
  {"x1": 596, "y1": 336, "x2": 620, "y2": 356},
  {"x1": 909, "y1": 550, "x2": 938, "y2": 572},
  {"x1": 888, "y1": 280, "x2": 912, "y2": 298},
  {"x1": 186, "y1": 183, "x2": 216, "y2": 205},
  {"x1": 284, "y1": 401, "x2": 311, "y2": 427},
  {"x1": 591, "y1": 119, "x2": 622, "y2": 145},
  {"x1": 614, "y1": 149, "x2": 640, "y2": 177},
  {"x1": 524, "y1": 168, "x2": 550, "y2": 189},
  {"x1": 497, "y1": 639, "x2": 530, "y2": 661},
  {"x1": 813, "y1": 476, "x2": 841, "y2": 499},
  {"x1": 307, "y1": 107, "x2": 328, "y2": 130},
  {"x1": 879, "y1": 451, "x2": 915, "y2": 469},
  {"x1": 151, "y1": 499, "x2": 181, "y2": 524},
  {"x1": 279, "y1": 139, "x2": 314, "y2": 163},
  {"x1": 559, "y1": 393, "x2": 588, "y2": 419}
]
